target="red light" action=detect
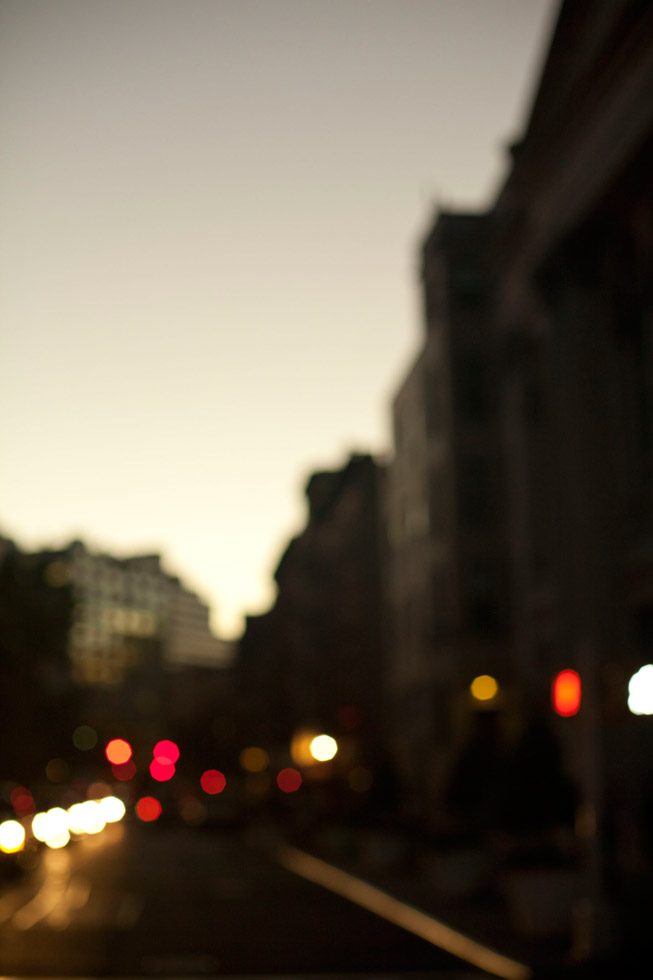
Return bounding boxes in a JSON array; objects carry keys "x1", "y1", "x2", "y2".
[
  {"x1": 10, "y1": 787, "x2": 35, "y2": 817},
  {"x1": 552, "y1": 669, "x2": 582, "y2": 717},
  {"x1": 200, "y1": 769, "x2": 226, "y2": 795},
  {"x1": 112, "y1": 760, "x2": 136, "y2": 781},
  {"x1": 276, "y1": 768, "x2": 302, "y2": 793},
  {"x1": 135, "y1": 796, "x2": 162, "y2": 822},
  {"x1": 338, "y1": 704, "x2": 363, "y2": 731},
  {"x1": 153, "y1": 739, "x2": 180, "y2": 765},
  {"x1": 105, "y1": 738, "x2": 133, "y2": 765},
  {"x1": 150, "y1": 759, "x2": 176, "y2": 782}
]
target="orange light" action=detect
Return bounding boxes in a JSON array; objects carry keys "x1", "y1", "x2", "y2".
[
  {"x1": 135, "y1": 797, "x2": 162, "y2": 822},
  {"x1": 552, "y1": 669, "x2": 582, "y2": 717},
  {"x1": 239, "y1": 746, "x2": 269, "y2": 773},
  {"x1": 290, "y1": 731, "x2": 316, "y2": 767},
  {"x1": 277, "y1": 768, "x2": 302, "y2": 793},
  {"x1": 105, "y1": 738, "x2": 133, "y2": 765},
  {"x1": 200, "y1": 770, "x2": 226, "y2": 795}
]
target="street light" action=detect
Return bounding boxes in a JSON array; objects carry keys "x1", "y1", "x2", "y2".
[{"x1": 309, "y1": 734, "x2": 338, "y2": 762}]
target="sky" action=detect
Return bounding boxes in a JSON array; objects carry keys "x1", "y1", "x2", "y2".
[{"x1": 0, "y1": 0, "x2": 559, "y2": 639}]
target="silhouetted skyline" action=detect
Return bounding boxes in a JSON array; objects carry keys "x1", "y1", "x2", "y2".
[{"x1": 0, "y1": 0, "x2": 558, "y2": 636}]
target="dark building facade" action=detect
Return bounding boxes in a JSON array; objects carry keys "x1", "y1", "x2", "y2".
[
  {"x1": 487, "y1": 0, "x2": 653, "y2": 934},
  {"x1": 383, "y1": 0, "x2": 653, "y2": 947},
  {"x1": 385, "y1": 213, "x2": 509, "y2": 828},
  {"x1": 237, "y1": 453, "x2": 389, "y2": 785},
  {"x1": 0, "y1": 536, "x2": 76, "y2": 784}
]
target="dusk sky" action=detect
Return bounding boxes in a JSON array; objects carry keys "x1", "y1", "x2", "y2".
[{"x1": 1, "y1": 0, "x2": 559, "y2": 638}]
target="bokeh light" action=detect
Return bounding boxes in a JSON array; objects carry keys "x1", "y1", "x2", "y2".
[
  {"x1": 98, "y1": 796, "x2": 126, "y2": 823},
  {"x1": 72, "y1": 725, "x2": 98, "y2": 751},
  {"x1": 277, "y1": 768, "x2": 302, "y2": 793},
  {"x1": 67, "y1": 801, "x2": 106, "y2": 836},
  {"x1": 628, "y1": 664, "x2": 653, "y2": 716},
  {"x1": 470, "y1": 675, "x2": 499, "y2": 702},
  {"x1": 150, "y1": 759, "x2": 176, "y2": 782},
  {"x1": 239, "y1": 746, "x2": 270, "y2": 773},
  {"x1": 179, "y1": 796, "x2": 208, "y2": 826},
  {"x1": 309, "y1": 734, "x2": 338, "y2": 762},
  {"x1": 0, "y1": 819, "x2": 26, "y2": 854},
  {"x1": 112, "y1": 760, "x2": 137, "y2": 781},
  {"x1": 200, "y1": 769, "x2": 226, "y2": 795},
  {"x1": 10, "y1": 786, "x2": 35, "y2": 817},
  {"x1": 153, "y1": 739, "x2": 180, "y2": 764},
  {"x1": 31, "y1": 812, "x2": 49, "y2": 843},
  {"x1": 105, "y1": 738, "x2": 133, "y2": 765},
  {"x1": 135, "y1": 797, "x2": 162, "y2": 822},
  {"x1": 552, "y1": 669, "x2": 582, "y2": 717},
  {"x1": 87, "y1": 781, "x2": 111, "y2": 799},
  {"x1": 32, "y1": 807, "x2": 71, "y2": 849},
  {"x1": 290, "y1": 730, "x2": 318, "y2": 767},
  {"x1": 45, "y1": 758, "x2": 70, "y2": 783}
]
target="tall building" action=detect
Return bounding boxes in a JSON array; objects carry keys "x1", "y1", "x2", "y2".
[
  {"x1": 385, "y1": 212, "x2": 509, "y2": 826},
  {"x1": 488, "y1": 0, "x2": 653, "y2": 917},
  {"x1": 381, "y1": 0, "x2": 653, "y2": 948},
  {"x1": 237, "y1": 453, "x2": 389, "y2": 777},
  {"x1": 42, "y1": 541, "x2": 229, "y2": 686}
]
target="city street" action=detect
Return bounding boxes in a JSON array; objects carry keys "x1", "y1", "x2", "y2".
[{"x1": 0, "y1": 821, "x2": 485, "y2": 977}]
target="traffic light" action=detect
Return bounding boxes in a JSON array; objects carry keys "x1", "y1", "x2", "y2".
[{"x1": 552, "y1": 669, "x2": 582, "y2": 717}]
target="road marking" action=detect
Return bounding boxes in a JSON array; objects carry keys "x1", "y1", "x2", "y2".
[{"x1": 276, "y1": 845, "x2": 532, "y2": 980}]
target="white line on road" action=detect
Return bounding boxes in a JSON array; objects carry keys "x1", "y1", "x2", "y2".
[{"x1": 276, "y1": 845, "x2": 532, "y2": 980}]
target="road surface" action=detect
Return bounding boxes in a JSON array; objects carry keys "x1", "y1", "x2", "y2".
[{"x1": 0, "y1": 821, "x2": 486, "y2": 977}]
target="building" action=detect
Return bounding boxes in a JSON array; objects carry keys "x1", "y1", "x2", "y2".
[
  {"x1": 376, "y1": 0, "x2": 653, "y2": 951},
  {"x1": 385, "y1": 213, "x2": 508, "y2": 827},
  {"x1": 0, "y1": 535, "x2": 75, "y2": 783},
  {"x1": 487, "y1": 0, "x2": 653, "y2": 941},
  {"x1": 165, "y1": 587, "x2": 233, "y2": 670},
  {"x1": 237, "y1": 453, "x2": 390, "y2": 791},
  {"x1": 41, "y1": 540, "x2": 229, "y2": 687}
]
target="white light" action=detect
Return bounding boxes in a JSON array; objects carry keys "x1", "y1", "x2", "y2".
[
  {"x1": 67, "y1": 800, "x2": 106, "y2": 836},
  {"x1": 67, "y1": 803, "x2": 89, "y2": 835},
  {"x1": 31, "y1": 811, "x2": 49, "y2": 842},
  {"x1": 309, "y1": 734, "x2": 338, "y2": 762},
  {"x1": 0, "y1": 819, "x2": 26, "y2": 854},
  {"x1": 33, "y1": 807, "x2": 71, "y2": 849},
  {"x1": 98, "y1": 796, "x2": 126, "y2": 823},
  {"x1": 628, "y1": 664, "x2": 653, "y2": 715}
]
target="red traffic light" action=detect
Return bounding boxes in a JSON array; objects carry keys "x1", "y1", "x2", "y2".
[{"x1": 552, "y1": 669, "x2": 582, "y2": 717}]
